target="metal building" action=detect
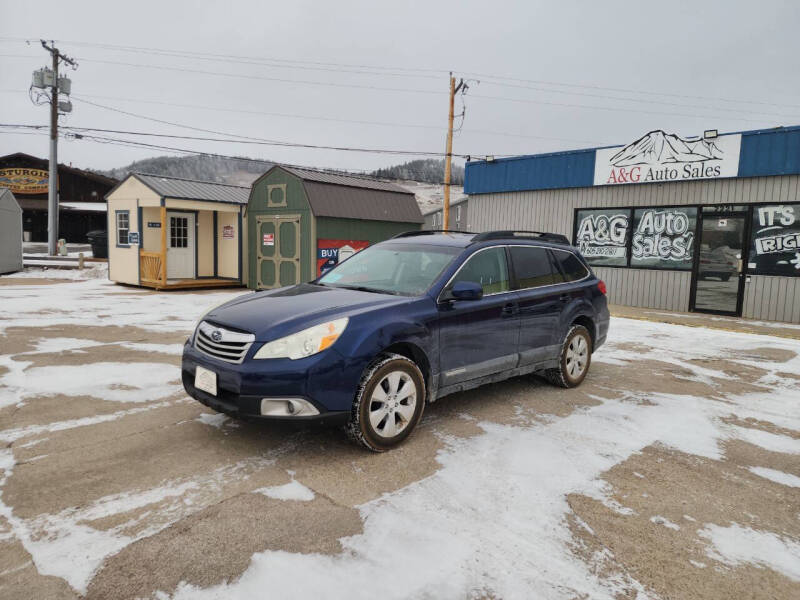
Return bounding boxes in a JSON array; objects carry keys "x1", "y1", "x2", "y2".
[
  {"x1": 423, "y1": 196, "x2": 469, "y2": 231},
  {"x1": 465, "y1": 126, "x2": 800, "y2": 323},
  {"x1": 0, "y1": 189, "x2": 23, "y2": 275},
  {"x1": 247, "y1": 166, "x2": 423, "y2": 289}
]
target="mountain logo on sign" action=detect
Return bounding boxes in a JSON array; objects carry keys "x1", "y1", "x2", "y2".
[{"x1": 609, "y1": 130, "x2": 724, "y2": 167}]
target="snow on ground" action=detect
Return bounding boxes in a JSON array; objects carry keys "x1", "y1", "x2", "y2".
[
  {"x1": 700, "y1": 523, "x2": 800, "y2": 582},
  {"x1": 748, "y1": 467, "x2": 800, "y2": 488},
  {"x1": 0, "y1": 275, "x2": 248, "y2": 333},
  {"x1": 2, "y1": 275, "x2": 799, "y2": 598},
  {"x1": 253, "y1": 479, "x2": 315, "y2": 502},
  {"x1": 169, "y1": 318, "x2": 800, "y2": 600},
  {"x1": 7, "y1": 263, "x2": 108, "y2": 280}
]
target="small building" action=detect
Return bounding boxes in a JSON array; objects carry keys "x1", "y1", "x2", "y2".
[
  {"x1": 0, "y1": 152, "x2": 117, "y2": 243},
  {"x1": 0, "y1": 189, "x2": 23, "y2": 275},
  {"x1": 106, "y1": 173, "x2": 248, "y2": 290},
  {"x1": 247, "y1": 166, "x2": 423, "y2": 289},
  {"x1": 423, "y1": 196, "x2": 469, "y2": 231},
  {"x1": 465, "y1": 126, "x2": 800, "y2": 324}
]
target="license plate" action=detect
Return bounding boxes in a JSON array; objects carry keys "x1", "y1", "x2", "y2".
[{"x1": 195, "y1": 366, "x2": 217, "y2": 396}]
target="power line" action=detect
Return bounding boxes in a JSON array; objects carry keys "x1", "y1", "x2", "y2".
[
  {"x1": 477, "y1": 79, "x2": 800, "y2": 120},
  {"x1": 470, "y1": 93, "x2": 784, "y2": 126},
  {"x1": 466, "y1": 71, "x2": 800, "y2": 111},
  {"x1": 0, "y1": 36, "x2": 449, "y2": 75},
  {"x1": 68, "y1": 57, "x2": 445, "y2": 96},
  {"x1": 7, "y1": 38, "x2": 800, "y2": 114},
  {"x1": 0, "y1": 122, "x2": 470, "y2": 158}
]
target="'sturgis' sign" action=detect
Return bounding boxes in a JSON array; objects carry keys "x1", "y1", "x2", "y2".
[
  {"x1": 0, "y1": 168, "x2": 50, "y2": 194},
  {"x1": 594, "y1": 130, "x2": 741, "y2": 186},
  {"x1": 750, "y1": 204, "x2": 800, "y2": 276}
]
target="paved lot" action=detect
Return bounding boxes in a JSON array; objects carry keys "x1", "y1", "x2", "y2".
[{"x1": 1, "y1": 273, "x2": 799, "y2": 599}]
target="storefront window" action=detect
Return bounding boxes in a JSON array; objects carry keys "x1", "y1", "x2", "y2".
[
  {"x1": 574, "y1": 208, "x2": 631, "y2": 266},
  {"x1": 748, "y1": 204, "x2": 800, "y2": 276},
  {"x1": 630, "y1": 207, "x2": 696, "y2": 270}
]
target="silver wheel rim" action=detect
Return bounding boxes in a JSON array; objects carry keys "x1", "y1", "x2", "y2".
[
  {"x1": 565, "y1": 334, "x2": 588, "y2": 379},
  {"x1": 368, "y1": 370, "x2": 417, "y2": 439}
]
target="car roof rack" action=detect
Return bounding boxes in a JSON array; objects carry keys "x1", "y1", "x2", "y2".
[
  {"x1": 391, "y1": 230, "x2": 474, "y2": 238},
  {"x1": 471, "y1": 230, "x2": 571, "y2": 245}
]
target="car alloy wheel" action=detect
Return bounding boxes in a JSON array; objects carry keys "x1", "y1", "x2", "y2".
[
  {"x1": 369, "y1": 370, "x2": 417, "y2": 438},
  {"x1": 347, "y1": 353, "x2": 425, "y2": 452},
  {"x1": 565, "y1": 334, "x2": 588, "y2": 380},
  {"x1": 545, "y1": 324, "x2": 592, "y2": 388}
]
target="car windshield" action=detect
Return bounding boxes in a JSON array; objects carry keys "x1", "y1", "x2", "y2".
[{"x1": 317, "y1": 242, "x2": 461, "y2": 296}]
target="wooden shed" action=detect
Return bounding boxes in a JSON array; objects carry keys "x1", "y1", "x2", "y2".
[
  {"x1": 246, "y1": 166, "x2": 423, "y2": 290},
  {"x1": 0, "y1": 188, "x2": 23, "y2": 275},
  {"x1": 106, "y1": 173, "x2": 248, "y2": 290}
]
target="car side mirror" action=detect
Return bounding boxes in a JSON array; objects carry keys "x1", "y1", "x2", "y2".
[{"x1": 450, "y1": 281, "x2": 483, "y2": 301}]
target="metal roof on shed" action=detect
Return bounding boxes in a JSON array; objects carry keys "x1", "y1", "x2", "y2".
[
  {"x1": 465, "y1": 124, "x2": 800, "y2": 195},
  {"x1": 132, "y1": 173, "x2": 250, "y2": 204},
  {"x1": 302, "y1": 181, "x2": 423, "y2": 223},
  {"x1": 259, "y1": 165, "x2": 423, "y2": 223}
]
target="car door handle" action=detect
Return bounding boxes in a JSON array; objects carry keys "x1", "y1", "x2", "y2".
[
  {"x1": 559, "y1": 293, "x2": 570, "y2": 302},
  {"x1": 502, "y1": 302, "x2": 517, "y2": 316}
]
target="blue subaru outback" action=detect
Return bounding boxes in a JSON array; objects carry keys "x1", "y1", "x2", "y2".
[{"x1": 182, "y1": 230, "x2": 609, "y2": 451}]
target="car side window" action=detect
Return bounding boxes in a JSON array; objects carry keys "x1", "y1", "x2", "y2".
[
  {"x1": 551, "y1": 249, "x2": 590, "y2": 282},
  {"x1": 509, "y1": 246, "x2": 557, "y2": 289},
  {"x1": 450, "y1": 247, "x2": 510, "y2": 295}
]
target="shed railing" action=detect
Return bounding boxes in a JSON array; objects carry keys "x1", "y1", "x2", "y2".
[{"x1": 140, "y1": 251, "x2": 165, "y2": 285}]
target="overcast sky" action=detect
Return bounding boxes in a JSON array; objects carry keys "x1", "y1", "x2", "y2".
[{"x1": 2, "y1": 0, "x2": 800, "y2": 174}]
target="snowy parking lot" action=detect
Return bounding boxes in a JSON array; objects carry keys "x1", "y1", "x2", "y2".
[{"x1": 1, "y1": 271, "x2": 799, "y2": 600}]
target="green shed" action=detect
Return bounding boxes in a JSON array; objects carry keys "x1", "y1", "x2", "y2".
[{"x1": 246, "y1": 166, "x2": 423, "y2": 290}]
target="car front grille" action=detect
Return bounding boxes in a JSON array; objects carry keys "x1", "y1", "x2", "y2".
[{"x1": 194, "y1": 321, "x2": 255, "y2": 364}]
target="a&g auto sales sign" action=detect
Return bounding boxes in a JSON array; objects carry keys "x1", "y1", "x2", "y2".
[{"x1": 594, "y1": 129, "x2": 741, "y2": 186}]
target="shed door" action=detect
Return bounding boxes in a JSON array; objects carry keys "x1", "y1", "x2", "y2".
[
  {"x1": 257, "y1": 215, "x2": 301, "y2": 289},
  {"x1": 167, "y1": 212, "x2": 195, "y2": 280}
]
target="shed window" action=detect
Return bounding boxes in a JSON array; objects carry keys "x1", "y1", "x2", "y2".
[
  {"x1": 116, "y1": 211, "x2": 130, "y2": 246},
  {"x1": 267, "y1": 184, "x2": 287, "y2": 207},
  {"x1": 748, "y1": 203, "x2": 800, "y2": 276},
  {"x1": 170, "y1": 216, "x2": 189, "y2": 248}
]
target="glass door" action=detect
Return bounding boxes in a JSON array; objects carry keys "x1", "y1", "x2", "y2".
[{"x1": 691, "y1": 210, "x2": 747, "y2": 315}]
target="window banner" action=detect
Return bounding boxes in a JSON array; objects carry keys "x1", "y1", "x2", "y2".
[
  {"x1": 594, "y1": 130, "x2": 741, "y2": 186},
  {"x1": 575, "y1": 209, "x2": 630, "y2": 266},
  {"x1": 749, "y1": 204, "x2": 800, "y2": 276},
  {"x1": 631, "y1": 207, "x2": 696, "y2": 269},
  {"x1": 317, "y1": 239, "x2": 369, "y2": 276}
]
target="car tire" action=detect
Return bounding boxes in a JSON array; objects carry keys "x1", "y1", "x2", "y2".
[
  {"x1": 721, "y1": 274, "x2": 731, "y2": 282},
  {"x1": 346, "y1": 353, "x2": 426, "y2": 452},
  {"x1": 544, "y1": 324, "x2": 592, "y2": 388}
]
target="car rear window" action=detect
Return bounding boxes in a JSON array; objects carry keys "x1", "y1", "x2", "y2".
[
  {"x1": 509, "y1": 246, "x2": 557, "y2": 289},
  {"x1": 551, "y1": 249, "x2": 590, "y2": 282}
]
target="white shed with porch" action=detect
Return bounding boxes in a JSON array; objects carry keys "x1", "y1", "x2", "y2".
[{"x1": 105, "y1": 173, "x2": 248, "y2": 290}]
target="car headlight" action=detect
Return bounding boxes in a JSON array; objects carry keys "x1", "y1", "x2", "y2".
[{"x1": 254, "y1": 318, "x2": 348, "y2": 360}]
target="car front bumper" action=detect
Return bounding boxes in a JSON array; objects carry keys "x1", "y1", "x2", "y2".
[{"x1": 181, "y1": 340, "x2": 357, "y2": 424}]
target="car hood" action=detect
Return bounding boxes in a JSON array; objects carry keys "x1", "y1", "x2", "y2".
[{"x1": 203, "y1": 283, "x2": 410, "y2": 340}]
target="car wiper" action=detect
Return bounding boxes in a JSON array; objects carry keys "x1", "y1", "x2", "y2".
[{"x1": 338, "y1": 285, "x2": 399, "y2": 295}]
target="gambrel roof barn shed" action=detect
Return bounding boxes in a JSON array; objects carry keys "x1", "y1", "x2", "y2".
[{"x1": 246, "y1": 166, "x2": 423, "y2": 289}]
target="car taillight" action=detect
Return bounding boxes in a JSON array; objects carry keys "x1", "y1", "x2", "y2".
[{"x1": 597, "y1": 280, "x2": 607, "y2": 295}]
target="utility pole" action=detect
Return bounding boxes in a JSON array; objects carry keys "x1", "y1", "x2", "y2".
[
  {"x1": 443, "y1": 73, "x2": 464, "y2": 230},
  {"x1": 38, "y1": 41, "x2": 76, "y2": 255}
]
